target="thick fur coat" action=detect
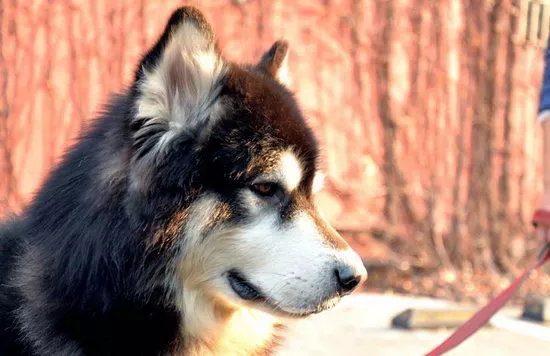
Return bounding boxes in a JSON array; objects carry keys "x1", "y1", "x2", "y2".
[{"x1": 0, "y1": 7, "x2": 366, "y2": 356}]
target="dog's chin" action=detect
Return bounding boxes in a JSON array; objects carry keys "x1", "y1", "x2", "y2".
[
  {"x1": 226, "y1": 269, "x2": 340, "y2": 318},
  {"x1": 263, "y1": 297, "x2": 341, "y2": 319}
]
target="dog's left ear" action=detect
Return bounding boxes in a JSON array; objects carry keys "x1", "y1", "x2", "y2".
[{"x1": 257, "y1": 40, "x2": 291, "y2": 86}]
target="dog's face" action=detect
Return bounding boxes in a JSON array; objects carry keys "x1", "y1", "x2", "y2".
[{"x1": 129, "y1": 7, "x2": 366, "y2": 318}]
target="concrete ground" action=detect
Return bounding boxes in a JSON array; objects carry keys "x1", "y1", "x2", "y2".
[{"x1": 277, "y1": 293, "x2": 550, "y2": 355}]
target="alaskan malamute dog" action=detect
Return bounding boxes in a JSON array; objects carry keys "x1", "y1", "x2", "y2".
[{"x1": 0, "y1": 7, "x2": 367, "y2": 356}]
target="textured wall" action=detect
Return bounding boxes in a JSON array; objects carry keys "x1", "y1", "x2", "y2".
[{"x1": 0, "y1": 0, "x2": 545, "y2": 272}]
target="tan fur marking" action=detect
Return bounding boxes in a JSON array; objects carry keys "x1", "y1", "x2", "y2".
[
  {"x1": 311, "y1": 209, "x2": 350, "y2": 250},
  {"x1": 182, "y1": 301, "x2": 277, "y2": 356},
  {"x1": 168, "y1": 196, "x2": 277, "y2": 355}
]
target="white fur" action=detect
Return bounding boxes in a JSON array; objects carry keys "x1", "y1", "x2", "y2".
[
  {"x1": 274, "y1": 50, "x2": 291, "y2": 86},
  {"x1": 223, "y1": 212, "x2": 353, "y2": 314},
  {"x1": 278, "y1": 151, "x2": 302, "y2": 192},
  {"x1": 312, "y1": 171, "x2": 325, "y2": 194}
]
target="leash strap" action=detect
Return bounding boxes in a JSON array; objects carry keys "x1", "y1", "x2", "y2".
[
  {"x1": 424, "y1": 244, "x2": 550, "y2": 356},
  {"x1": 532, "y1": 209, "x2": 550, "y2": 228}
]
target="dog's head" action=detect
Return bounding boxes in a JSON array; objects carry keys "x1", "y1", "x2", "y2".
[{"x1": 128, "y1": 7, "x2": 366, "y2": 318}]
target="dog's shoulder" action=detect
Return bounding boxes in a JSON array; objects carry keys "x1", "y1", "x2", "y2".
[
  {"x1": 0, "y1": 216, "x2": 25, "y2": 278},
  {"x1": 0, "y1": 217, "x2": 31, "y2": 355}
]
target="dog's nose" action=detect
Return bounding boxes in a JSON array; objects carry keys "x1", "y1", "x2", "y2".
[{"x1": 335, "y1": 264, "x2": 365, "y2": 294}]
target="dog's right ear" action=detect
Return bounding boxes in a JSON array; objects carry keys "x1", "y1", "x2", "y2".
[{"x1": 130, "y1": 7, "x2": 226, "y2": 191}]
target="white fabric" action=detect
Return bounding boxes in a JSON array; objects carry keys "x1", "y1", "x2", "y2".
[{"x1": 539, "y1": 110, "x2": 550, "y2": 123}]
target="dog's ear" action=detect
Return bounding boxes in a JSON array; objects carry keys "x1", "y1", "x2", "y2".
[
  {"x1": 132, "y1": 6, "x2": 225, "y2": 161},
  {"x1": 129, "y1": 7, "x2": 226, "y2": 191},
  {"x1": 257, "y1": 40, "x2": 291, "y2": 86},
  {"x1": 135, "y1": 7, "x2": 216, "y2": 79}
]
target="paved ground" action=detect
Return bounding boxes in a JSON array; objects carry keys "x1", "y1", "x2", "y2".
[{"x1": 277, "y1": 293, "x2": 550, "y2": 355}]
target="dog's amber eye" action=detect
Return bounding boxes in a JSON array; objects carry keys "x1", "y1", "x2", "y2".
[{"x1": 251, "y1": 182, "x2": 280, "y2": 197}]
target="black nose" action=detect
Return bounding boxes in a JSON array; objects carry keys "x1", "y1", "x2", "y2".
[{"x1": 335, "y1": 264, "x2": 363, "y2": 294}]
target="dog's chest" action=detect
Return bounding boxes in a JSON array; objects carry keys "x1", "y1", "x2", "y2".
[{"x1": 180, "y1": 309, "x2": 280, "y2": 356}]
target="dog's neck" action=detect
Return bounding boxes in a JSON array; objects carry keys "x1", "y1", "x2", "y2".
[{"x1": 178, "y1": 289, "x2": 281, "y2": 356}]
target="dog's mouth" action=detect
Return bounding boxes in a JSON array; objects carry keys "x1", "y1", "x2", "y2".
[
  {"x1": 227, "y1": 269, "x2": 340, "y2": 317},
  {"x1": 228, "y1": 269, "x2": 265, "y2": 301}
]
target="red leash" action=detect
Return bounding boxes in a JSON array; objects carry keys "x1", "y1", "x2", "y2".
[{"x1": 424, "y1": 245, "x2": 550, "y2": 355}]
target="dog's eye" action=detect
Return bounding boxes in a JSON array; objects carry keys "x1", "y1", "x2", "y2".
[{"x1": 250, "y1": 182, "x2": 281, "y2": 198}]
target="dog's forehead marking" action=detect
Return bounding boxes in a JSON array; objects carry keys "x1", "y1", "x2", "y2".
[{"x1": 279, "y1": 151, "x2": 302, "y2": 191}]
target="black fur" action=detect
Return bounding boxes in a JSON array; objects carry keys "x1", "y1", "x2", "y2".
[{"x1": 0, "y1": 6, "x2": 318, "y2": 356}]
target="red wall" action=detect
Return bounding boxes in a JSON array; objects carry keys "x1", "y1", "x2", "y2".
[{"x1": 0, "y1": 0, "x2": 545, "y2": 271}]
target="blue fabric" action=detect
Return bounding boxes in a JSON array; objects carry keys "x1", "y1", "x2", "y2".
[{"x1": 540, "y1": 39, "x2": 550, "y2": 114}]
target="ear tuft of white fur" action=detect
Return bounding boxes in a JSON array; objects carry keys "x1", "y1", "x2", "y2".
[
  {"x1": 133, "y1": 19, "x2": 226, "y2": 160},
  {"x1": 274, "y1": 50, "x2": 291, "y2": 86}
]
